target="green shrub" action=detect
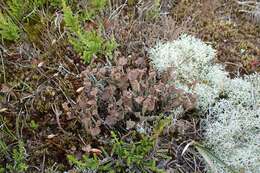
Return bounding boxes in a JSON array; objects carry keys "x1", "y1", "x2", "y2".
[
  {"x1": 110, "y1": 132, "x2": 158, "y2": 172},
  {"x1": 67, "y1": 132, "x2": 164, "y2": 173},
  {"x1": 29, "y1": 120, "x2": 39, "y2": 130},
  {"x1": 0, "y1": 140, "x2": 9, "y2": 158},
  {"x1": 6, "y1": 141, "x2": 29, "y2": 173},
  {"x1": 6, "y1": 0, "x2": 24, "y2": 20},
  {"x1": 62, "y1": 0, "x2": 117, "y2": 63},
  {"x1": 0, "y1": 12, "x2": 20, "y2": 41},
  {"x1": 0, "y1": 0, "x2": 46, "y2": 41},
  {"x1": 6, "y1": 0, "x2": 45, "y2": 20},
  {"x1": 67, "y1": 154, "x2": 100, "y2": 171},
  {"x1": 86, "y1": 0, "x2": 107, "y2": 20}
]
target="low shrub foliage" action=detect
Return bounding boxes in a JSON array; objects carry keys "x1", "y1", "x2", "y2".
[
  {"x1": 62, "y1": 0, "x2": 117, "y2": 63},
  {"x1": 76, "y1": 54, "x2": 195, "y2": 136},
  {"x1": 0, "y1": 12, "x2": 20, "y2": 41},
  {"x1": 67, "y1": 131, "x2": 163, "y2": 172}
]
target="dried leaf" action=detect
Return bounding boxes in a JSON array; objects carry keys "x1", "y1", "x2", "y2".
[
  {"x1": 83, "y1": 81, "x2": 92, "y2": 88},
  {"x1": 135, "y1": 57, "x2": 145, "y2": 66},
  {"x1": 127, "y1": 69, "x2": 139, "y2": 81},
  {"x1": 122, "y1": 91, "x2": 133, "y2": 111},
  {"x1": 183, "y1": 98, "x2": 196, "y2": 111},
  {"x1": 84, "y1": 21, "x2": 97, "y2": 32},
  {"x1": 76, "y1": 87, "x2": 84, "y2": 93},
  {"x1": 99, "y1": 67, "x2": 109, "y2": 76},
  {"x1": 1, "y1": 84, "x2": 11, "y2": 93},
  {"x1": 134, "y1": 96, "x2": 144, "y2": 104},
  {"x1": 148, "y1": 70, "x2": 156, "y2": 80},
  {"x1": 126, "y1": 120, "x2": 136, "y2": 130},
  {"x1": 36, "y1": 61, "x2": 44, "y2": 67},
  {"x1": 90, "y1": 88, "x2": 98, "y2": 97},
  {"x1": 154, "y1": 82, "x2": 164, "y2": 93},
  {"x1": 47, "y1": 134, "x2": 56, "y2": 139},
  {"x1": 82, "y1": 145, "x2": 102, "y2": 155},
  {"x1": 103, "y1": 17, "x2": 113, "y2": 30},
  {"x1": 81, "y1": 69, "x2": 90, "y2": 78},
  {"x1": 101, "y1": 87, "x2": 113, "y2": 101},
  {"x1": 77, "y1": 96, "x2": 88, "y2": 108},
  {"x1": 105, "y1": 116, "x2": 118, "y2": 126},
  {"x1": 89, "y1": 148, "x2": 102, "y2": 155},
  {"x1": 82, "y1": 145, "x2": 91, "y2": 152},
  {"x1": 130, "y1": 80, "x2": 141, "y2": 92},
  {"x1": 81, "y1": 116, "x2": 91, "y2": 132},
  {"x1": 118, "y1": 57, "x2": 128, "y2": 66},
  {"x1": 0, "y1": 108, "x2": 8, "y2": 113},
  {"x1": 117, "y1": 76, "x2": 129, "y2": 89},
  {"x1": 62, "y1": 102, "x2": 70, "y2": 112},
  {"x1": 89, "y1": 127, "x2": 101, "y2": 137},
  {"x1": 86, "y1": 99, "x2": 96, "y2": 106},
  {"x1": 143, "y1": 96, "x2": 156, "y2": 112},
  {"x1": 106, "y1": 109, "x2": 120, "y2": 126}
]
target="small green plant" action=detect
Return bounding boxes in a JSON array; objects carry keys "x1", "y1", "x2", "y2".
[
  {"x1": 6, "y1": 0, "x2": 45, "y2": 19},
  {"x1": 29, "y1": 120, "x2": 39, "y2": 130},
  {"x1": 49, "y1": 0, "x2": 62, "y2": 7},
  {"x1": 85, "y1": 0, "x2": 107, "y2": 20},
  {"x1": 6, "y1": 0, "x2": 23, "y2": 20},
  {"x1": 0, "y1": 140, "x2": 8, "y2": 173},
  {"x1": 0, "y1": 139, "x2": 9, "y2": 155},
  {"x1": 67, "y1": 132, "x2": 164, "y2": 172},
  {"x1": 0, "y1": 0, "x2": 46, "y2": 41},
  {"x1": 0, "y1": 12, "x2": 20, "y2": 41},
  {"x1": 145, "y1": 0, "x2": 161, "y2": 20},
  {"x1": 0, "y1": 167, "x2": 4, "y2": 173},
  {"x1": 67, "y1": 154, "x2": 100, "y2": 171},
  {"x1": 111, "y1": 131, "x2": 159, "y2": 172},
  {"x1": 90, "y1": 0, "x2": 107, "y2": 10},
  {"x1": 0, "y1": 116, "x2": 28, "y2": 173},
  {"x1": 5, "y1": 141, "x2": 28, "y2": 173},
  {"x1": 62, "y1": 0, "x2": 117, "y2": 63}
]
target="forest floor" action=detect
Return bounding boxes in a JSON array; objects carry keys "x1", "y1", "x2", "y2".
[{"x1": 0, "y1": 0, "x2": 259, "y2": 172}]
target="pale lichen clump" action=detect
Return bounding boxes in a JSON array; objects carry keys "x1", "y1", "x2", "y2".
[
  {"x1": 204, "y1": 75, "x2": 260, "y2": 173},
  {"x1": 149, "y1": 34, "x2": 216, "y2": 83},
  {"x1": 149, "y1": 34, "x2": 260, "y2": 173}
]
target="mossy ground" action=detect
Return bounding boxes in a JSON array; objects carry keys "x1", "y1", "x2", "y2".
[
  {"x1": 0, "y1": 0, "x2": 259, "y2": 172},
  {"x1": 173, "y1": 0, "x2": 259, "y2": 74}
]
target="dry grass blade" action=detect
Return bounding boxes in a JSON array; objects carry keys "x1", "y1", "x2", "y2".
[
  {"x1": 237, "y1": 0, "x2": 260, "y2": 23},
  {"x1": 193, "y1": 142, "x2": 238, "y2": 173}
]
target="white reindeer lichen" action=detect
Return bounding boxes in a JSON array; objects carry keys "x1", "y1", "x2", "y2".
[{"x1": 149, "y1": 34, "x2": 260, "y2": 173}]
